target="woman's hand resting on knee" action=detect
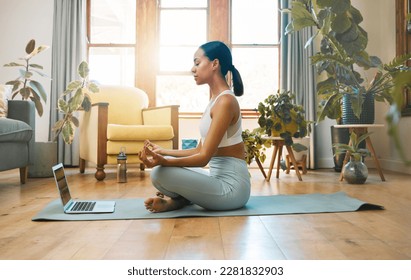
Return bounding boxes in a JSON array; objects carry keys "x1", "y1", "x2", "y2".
[{"x1": 138, "y1": 142, "x2": 165, "y2": 168}]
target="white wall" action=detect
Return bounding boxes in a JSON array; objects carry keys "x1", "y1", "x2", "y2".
[{"x1": 0, "y1": 0, "x2": 54, "y2": 142}]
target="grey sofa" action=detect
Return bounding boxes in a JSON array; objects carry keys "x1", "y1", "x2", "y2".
[{"x1": 0, "y1": 100, "x2": 35, "y2": 184}]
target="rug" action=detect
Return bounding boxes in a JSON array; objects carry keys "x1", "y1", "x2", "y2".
[{"x1": 31, "y1": 192, "x2": 383, "y2": 221}]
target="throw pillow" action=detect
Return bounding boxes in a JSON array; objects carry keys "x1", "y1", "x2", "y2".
[{"x1": 0, "y1": 84, "x2": 12, "y2": 118}]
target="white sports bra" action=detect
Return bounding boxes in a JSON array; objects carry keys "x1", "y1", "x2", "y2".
[{"x1": 199, "y1": 90, "x2": 243, "y2": 148}]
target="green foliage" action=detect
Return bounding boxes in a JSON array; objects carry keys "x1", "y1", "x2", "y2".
[
  {"x1": 285, "y1": 0, "x2": 411, "y2": 165},
  {"x1": 333, "y1": 131, "x2": 371, "y2": 162},
  {"x1": 256, "y1": 90, "x2": 310, "y2": 148},
  {"x1": 52, "y1": 61, "x2": 99, "y2": 144},
  {"x1": 242, "y1": 90, "x2": 310, "y2": 167},
  {"x1": 3, "y1": 39, "x2": 49, "y2": 117},
  {"x1": 286, "y1": 0, "x2": 411, "y2": 122},
  {"x1": 242, "y1": 129, "x2": 271, "y2": 165}
]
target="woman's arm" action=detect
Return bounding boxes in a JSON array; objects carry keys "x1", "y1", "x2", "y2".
[
  {"x1": 146, "y1": 140, "x2": 202, "y2": 158},
  {"x1": 140, "y1": 95, "x2": 237, "y2": 168}
]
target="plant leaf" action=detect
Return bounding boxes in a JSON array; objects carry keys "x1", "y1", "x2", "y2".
[
  {"x1": 78, "y1": 61, "x2": 89, "y2": 79},
  {"x1": 3, "y1": 62, "x2": 25, "y2": 67},
  {"x1": 25, "y1": 39, "x2": 36, "y2": 54},
  {"x1": 58, "y1": 98, "x2": 69, "y2": 113},
  {"x1": 29, "y1": 80, "x2": 47, "y2": 102},
  {"x1": 68, "y1": 88, "x2": 84, "y2": 111},
  {"x1": 19, "y1": 88, "x2": 31, "y2": 100},
  {"x1": 62, "y1": 121, "x2": 75, "y2": 144},
  {"x1": 289, "y1": 2, "x2": 317, "y2": 32},
  {"x1": 29, "y1": 63, "x2": 44, "y2": 69},
  {"x1": 30, "y1": 95, "x2": 44, "y2": 117}
]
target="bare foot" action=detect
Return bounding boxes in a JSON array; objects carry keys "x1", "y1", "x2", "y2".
[{"x1": 144, "y1": 196, "x2": 190, "y2": 213}]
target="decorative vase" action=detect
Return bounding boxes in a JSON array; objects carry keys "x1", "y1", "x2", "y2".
[
  {"x1": 342, "y1": 156, "x2": 368, "y2": 184},
  {"x1": 342, "y1": 92, "x2": 375, "y2": 124}
]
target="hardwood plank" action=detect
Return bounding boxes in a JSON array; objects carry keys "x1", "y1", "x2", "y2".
[
  {"x1": 219, "y1": 216, "x2": 286, "y2": 259},
  {"x1": 165, "y1": 218, "x2": 224, "y2": 260},
  {"x1": 0, "y1": 167, "x2": 411, "y2": 260}
]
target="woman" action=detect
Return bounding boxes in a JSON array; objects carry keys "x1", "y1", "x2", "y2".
[{"x1": 139, "y1": 41, "x2": 250, "y2": 213}]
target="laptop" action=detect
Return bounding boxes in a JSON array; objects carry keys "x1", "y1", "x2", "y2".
[{"x1": 52, "y1": 163, "x2": 116, "y2": 214}]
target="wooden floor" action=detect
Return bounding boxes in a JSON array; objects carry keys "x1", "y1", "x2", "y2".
[{"x1": 0, "y1": 166, "x2": 410, "y2": 260}]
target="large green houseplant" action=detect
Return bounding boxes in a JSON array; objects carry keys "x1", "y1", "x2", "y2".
[
  {"x1": 285, "y1": 0, "x2": 411, "y2": 164},
  {"x1": 3, "y1": 39, "x2": 49, "y2": 117},
  {"x1": 52, "y1": 61, "x2": 99, "y2": 144}
]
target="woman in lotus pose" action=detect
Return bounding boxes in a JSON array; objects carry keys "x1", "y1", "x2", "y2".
[{"x1": 139, "y1": 41, "x2": 250, "y2": 213}]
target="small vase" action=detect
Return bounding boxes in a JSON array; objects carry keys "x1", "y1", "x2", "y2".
[{"x1": 343, "y1": 156, "x2": 368, "y2": 184}]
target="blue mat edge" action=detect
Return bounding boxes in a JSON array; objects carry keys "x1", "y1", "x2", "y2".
[{"x1": 31, "y1": 191, "x2": 384, "y2": 222}]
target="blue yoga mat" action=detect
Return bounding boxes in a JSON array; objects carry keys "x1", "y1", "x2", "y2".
[{"x1": 32, "y1": 192, "x2": 383, "y2": 221}]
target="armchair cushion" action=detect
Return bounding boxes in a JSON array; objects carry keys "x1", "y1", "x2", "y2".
[
  {"x1": 0, "y1": 118, "x2": 33, "y2": 142},
  {"x1": 107, "y1": 124, "x2": 174, "y2": 141}
]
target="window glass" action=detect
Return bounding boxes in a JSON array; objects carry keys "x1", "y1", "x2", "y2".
[
  {"x1": 160, "y1": 10, "x2": 207, "y2": 46},
  {"x1": 90, "y1": 0, "x2": 136, "y2": 44},
  {"x1": 232, "y1": 0, "x2": 279, "y2": 44},
  {"x1": 156, "y1": 0, "x2": 208, "y2": 111},
  {"x1": 156, "y1": 75, "x2": 209, "y2": 112},
  {"x1": 231, "y1": 0, "x2": 280, "y2": 110},
  {"x1": 233, "y1": 47, "x2": 279, "y2": 110},
  {"x1": 160, "y1": 0, "x2": 207, "y2": 8},
  {"x1": 89, "y1": 47, "x2": 135, "y2": 86},
  {"x1": 159, "y1": 46, "x2": 199, "y2": 72}
]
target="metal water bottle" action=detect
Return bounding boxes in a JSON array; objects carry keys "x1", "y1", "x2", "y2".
[{"x1": 117, "y1": 147, "x2": 127, "y2": 183}]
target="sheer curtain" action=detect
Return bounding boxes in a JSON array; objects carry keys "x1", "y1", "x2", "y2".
[
  {"x1": 280, "y1": 0, "x2": 317, "y2": 169},
  {"x1": 49, "y1": 0, "x2": 86, "y2": 166}
]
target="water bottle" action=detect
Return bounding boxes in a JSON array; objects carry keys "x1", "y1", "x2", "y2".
[{"x1": 117, "y1": 147, "x2": 127, "y2": 183}]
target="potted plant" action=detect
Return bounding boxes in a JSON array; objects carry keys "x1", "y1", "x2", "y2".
[
  {"x1": 285, "y1": 0, "x2": 411, "y2": 167},
  {"x1": 3, "y1": 39, "x2": 49, "y2": 117},
  {"x1": 333, "y1": 131, "x2": 371, "y2": 184},
  {"x1": 3, "y1": 39, "x2": 55, "y2": 178},
  {"x1": 242, "y1": 128, "x2": 271, "y2": 166},
  {"x1": 52, "y1": 61, "x2": 99, "y2": 144},
  {"x1": 256, "y1": 89, "x2": 310, "y2": 151}
]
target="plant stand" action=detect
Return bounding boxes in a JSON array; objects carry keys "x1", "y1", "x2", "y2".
[
  {"x1": 257, "y1": 136, "x2": 303, "y2": 182},
  {"x1": 285, "y1": 154, "x2": 307, "y2": 175},
  {"x1": 334, "y1": 124, "x2": 385, "y2": 182}
]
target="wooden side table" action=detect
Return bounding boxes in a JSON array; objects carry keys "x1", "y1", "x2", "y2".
[
  {"x1": 334, "y1": 124, "x2": 385, "y2": 181},
  {"x1": 255, "y1": 136, "x2": 303, "y2": 182}
]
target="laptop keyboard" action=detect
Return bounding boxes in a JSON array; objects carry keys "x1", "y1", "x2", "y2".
[{"x1": 72, "y1": 201, "x2": 96, "y2": 212}]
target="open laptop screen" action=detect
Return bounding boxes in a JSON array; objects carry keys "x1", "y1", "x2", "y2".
[{"x1": 53, "y1": 164, "x2": 72, "y2": 207}]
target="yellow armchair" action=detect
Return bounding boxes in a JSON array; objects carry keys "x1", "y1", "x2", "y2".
[{"x1": 79, "y1": 85, "x2": 179, "y2": 180}]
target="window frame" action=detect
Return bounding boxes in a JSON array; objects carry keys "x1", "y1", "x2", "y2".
[
  {"x1": 86, "y1": 0, "x2": 281, "y2": 114},
  {"x1": 86, "y1": 0, "x2": 138, "y2": 84},
  {"x1": 157, "y1": 1, "x2": 209, "y2": 76}
]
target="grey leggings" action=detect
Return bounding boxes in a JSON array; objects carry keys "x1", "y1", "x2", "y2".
[{"x1": 150, "y1": 156, "x2": 251, "y2": 210}]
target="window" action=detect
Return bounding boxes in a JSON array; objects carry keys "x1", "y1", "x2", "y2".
[
  {"x1": 88, "y1": 0, "x2": 136, "y2": 86},
  {"x1": 231, "y1": 0, "x2": 280, "y2": 111},
  {"x1": 156, "y1": 0, "x2": 209, "y2": 112},
  {"x1": 87, "y1": 0, "x2": 281, "y2": 112}
]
